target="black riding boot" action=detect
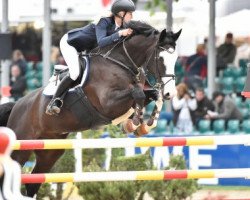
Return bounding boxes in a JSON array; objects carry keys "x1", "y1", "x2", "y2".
[{"x1": 46, "y1": 75, "x2": 74, "y2": 115}]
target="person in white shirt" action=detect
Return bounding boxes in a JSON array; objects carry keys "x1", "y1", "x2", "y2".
[
  {"x1": 172, "y1": 83, "x2": 197, "y2": 134},
  {"x1": 234, "y1": 37, "x2": 250, "y2": 67}
]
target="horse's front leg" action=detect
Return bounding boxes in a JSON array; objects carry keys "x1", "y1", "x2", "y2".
[
  {"x1": 135, "y1": 91, "x2": 163, "y2": 136},
  {"x1": 122, "y1": 84, "x2": 145, "y2": 134}
]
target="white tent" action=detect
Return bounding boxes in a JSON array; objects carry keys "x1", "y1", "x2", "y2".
[
  {"x1": 0, "y1": 0, "x2": 106, "y2": 23},
  {"x1": 216, "y1": 9, "x2": 250, "y2": 37}
]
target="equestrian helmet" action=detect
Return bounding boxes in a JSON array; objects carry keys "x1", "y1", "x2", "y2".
[{"x1": 111, "y1": 0, "x2": 135, "y2": 14}]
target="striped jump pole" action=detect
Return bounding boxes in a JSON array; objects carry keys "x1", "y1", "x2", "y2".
[
  {"x1": 21, "y1": 168, "x2": 250, "y2": 183},
  {"x1": 12, "y1": 135, "x2": 250, "y2": 150}
]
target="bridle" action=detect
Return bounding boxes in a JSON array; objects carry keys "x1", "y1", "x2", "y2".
[
  {"x1": 89, "y1": 35, "x2": 176, "y2": 89},
  {"x1": 143, "y1": 45, "x2": 176, "y2": 94},
  {"x1": 90, "y1": 37, "x2": 141, "y2": 81}
]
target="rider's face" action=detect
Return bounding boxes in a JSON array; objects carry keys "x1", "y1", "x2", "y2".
[
  {"x1": 117, "y1": 11, "x2": 133, "y2": 23},
  {"x1": 124, "y1": 12, "x2": 133, "y2": 22}
]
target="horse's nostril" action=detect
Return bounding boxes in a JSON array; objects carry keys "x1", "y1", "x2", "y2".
[{"x1": 163, "y1": 93, "x2": 170, "y2": 100}]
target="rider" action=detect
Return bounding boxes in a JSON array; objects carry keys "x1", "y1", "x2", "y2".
[{"x1": 46, "y1": 0, "x2": 135, "y2": 115}]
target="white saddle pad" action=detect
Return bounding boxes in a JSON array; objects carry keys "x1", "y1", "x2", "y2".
[{"x1": 43, "y1": 57, "x2": 89, "y2": 96}]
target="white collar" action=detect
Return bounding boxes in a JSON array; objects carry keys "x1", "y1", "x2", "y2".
[{"x1": 115, "y1": 21, "x2": 121, "y2": 30}]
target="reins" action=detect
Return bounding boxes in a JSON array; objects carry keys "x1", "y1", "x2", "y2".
[
  {"x1": 88, "y1": 36, "x2": 144, "y2": 82},
  {"x1": 87, "y1": 34, "x2": 176, "y2": 88},
  {"x1": 143, "y1": 46, "x2": 176, "y2": 91}
]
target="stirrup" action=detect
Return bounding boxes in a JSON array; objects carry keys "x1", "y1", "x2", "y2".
[
  {"x1": 46, "y1": 98, "x2": 63, "y2": 115},
  {"x1": 54, "y1": 98, "x2": 63, "y2": 108}
]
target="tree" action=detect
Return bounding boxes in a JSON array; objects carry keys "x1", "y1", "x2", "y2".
[
  {"x1": 145, "y1": 0, "x2": 179, "y2": 12},
  {"x1": 77, "y1": 125, "x2": 198, "y2": 200},
  {"x1": 36, "y1": 125, "x2": 198, "y2": 200},
  {"x1": 144, "y1": 0, "x2": 179, "y2": 30}
]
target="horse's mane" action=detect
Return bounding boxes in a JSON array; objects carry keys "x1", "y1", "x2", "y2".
[
  {"x1": 92, "y1": 21, "x2": 158, "y2": 53},
  {"x1": 126, "y1": 20, "x2": 159, "y2": 37}
]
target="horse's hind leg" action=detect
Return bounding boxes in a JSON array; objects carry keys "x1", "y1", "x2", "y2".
[{"x1": 25, "y1": 149, "x2": 65, "y2": 197}]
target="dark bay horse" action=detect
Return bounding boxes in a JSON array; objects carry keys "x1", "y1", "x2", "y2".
[{"x1": 0, "y1": 21, "x2": 181, "y2": 197}]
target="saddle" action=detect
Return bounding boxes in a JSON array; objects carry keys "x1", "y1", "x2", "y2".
[
  {"x1": 43, "y1": 55, "x2": 111, "y2": 129},
  {"x1": 56, "y1": 55, "x2": 86, "y2": 83},
  {"x1": 43, "y1": 54, "x2": 89, "y2": 96}
]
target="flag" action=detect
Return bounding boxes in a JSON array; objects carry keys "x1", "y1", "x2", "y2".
[
  {"x1": 102, "y1": 0, "x2": 111, "y2": 7},
  {"x1": 1, "y1": 86, "x2": 11, "y2": 97}
]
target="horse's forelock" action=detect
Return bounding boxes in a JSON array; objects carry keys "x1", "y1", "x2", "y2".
[{"x1": 165, "y1": 31, "x2": 174, "y2": 37}]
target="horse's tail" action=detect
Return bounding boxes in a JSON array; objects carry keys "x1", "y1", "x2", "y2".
[{"x1": 0, "y1": 102, "x2": 15, "y2": 126}]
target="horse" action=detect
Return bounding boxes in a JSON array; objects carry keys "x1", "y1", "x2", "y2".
[{"x1": 0, "y1": 21, "x2": 181, "y2": 197}]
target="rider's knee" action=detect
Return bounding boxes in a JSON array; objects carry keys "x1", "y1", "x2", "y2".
[{"x1": 69, "y1": 71, "x2": 79, "y2": 81}]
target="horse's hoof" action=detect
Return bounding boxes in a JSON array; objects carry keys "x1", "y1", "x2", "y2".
[
  {"x1": 122, "y1": 119, "x2": 140, "y2": 134},
  {"x1": 134, "y1": 123, "x2": 150, "y2": 137},
  {"x1": 147, "y1": 118, "x2": 154, "y2": 126}
]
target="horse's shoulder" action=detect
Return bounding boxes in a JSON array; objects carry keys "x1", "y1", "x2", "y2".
[{"x1": 17, "y1": 88, "x2": 43, "y2": 105}]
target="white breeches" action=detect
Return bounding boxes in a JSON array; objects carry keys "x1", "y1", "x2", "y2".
[{"x1": 60, "y1": 34, "x2": 80, "y2": 81}]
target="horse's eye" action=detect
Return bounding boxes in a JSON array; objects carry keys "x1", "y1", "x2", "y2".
[{"x1": 159, "y1": 46, "x2": 175, "y2": 54}]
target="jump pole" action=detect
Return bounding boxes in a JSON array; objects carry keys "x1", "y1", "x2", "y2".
[
  {"x1": 12, "y1": 135, "x2": 250, "y2": 150},
  {"x1": 21, "y1": 168, "x2": 250, "y2": 183}
]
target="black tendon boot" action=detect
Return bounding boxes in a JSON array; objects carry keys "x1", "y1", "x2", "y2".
[{"x1": 46, "y1": 75, "x2": 74, "y2": 115}]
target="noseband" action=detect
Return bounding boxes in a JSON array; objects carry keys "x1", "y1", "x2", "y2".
[{"x1": 144, "y1": 46, "x2": 176, "y2": 93}]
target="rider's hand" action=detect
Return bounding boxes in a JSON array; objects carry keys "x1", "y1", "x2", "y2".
[{"x1": 119, "y1": 28, "x2": 133, "y2": 37}]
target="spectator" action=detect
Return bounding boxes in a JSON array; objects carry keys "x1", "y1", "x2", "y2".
[
  {"x1": 194, "y1": 88, "x2": 215, "y2": 126},
  {"x1": 159, "y1": 102, "x2": 173, "y2": 125},
  {"x1": 185, "y1": 44, "x2": 207, "y2": 91},
  {"x1": 50, "y1": 46, "x2": 66, "y2": 66},
  {"x1": 234, "y1": 36, "x2": 250, "y2": 66},
  {"x1": 10, "y1": 65, "x2": 27, "y2": 101},
  {"x1": 50, "y1": 46, "x2": 65, "y2": 65},
  {"x1": 172, "y1": 83, "x2": 197, "y2": 134},
  {"x1": 217, "y1": 33, "x2": 237, "y2": 74},
  {"x1": 174, "y1": 58, "x2": 185, "y2": 85},
  {"x1": 205, "y1": 91, "x2": 243, "y2": 121},
  {"x1": 12, "y1": 49, "x2": 27, "y2": 76}
]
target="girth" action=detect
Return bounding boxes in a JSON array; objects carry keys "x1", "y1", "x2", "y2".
[{"x1": 64, "y1": 87, "x2": 111, "y2": 129}]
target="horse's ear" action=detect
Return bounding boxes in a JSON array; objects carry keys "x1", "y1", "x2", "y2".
[
  {"x1": 158, "y1": 29, "x2": 167, "y2": 44},
  {"x1": 173, "y1": 29, "x2": 182, "y2": 41}
]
